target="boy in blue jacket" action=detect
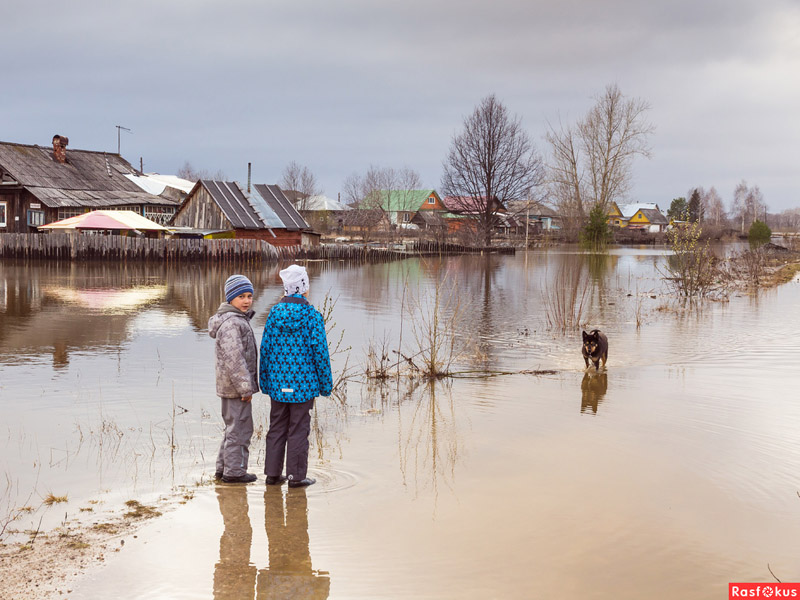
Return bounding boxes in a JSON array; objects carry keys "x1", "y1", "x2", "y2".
[{"x1": 259, "y1": 264, "x2": 332, "y2": 488}]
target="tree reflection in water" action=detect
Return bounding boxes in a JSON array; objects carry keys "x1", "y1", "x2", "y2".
[{"x1": 397, "y1": 380, "x2": 460, "y2": 505}]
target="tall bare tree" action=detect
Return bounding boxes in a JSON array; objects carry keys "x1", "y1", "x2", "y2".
[
  {"x1": 546, "y1": 84, "x2": 653, "y2": 228},
  {"x1": 441, "y1": 95, "x2": 544, "y2": 246},
  {"x1": 701, "y1": 186, "x2": 726, "y2": 227},
  {"x1": 280, "y1": 161, "x2": 322, "y2": 211},
  {"x1": 731, "y1": 180, "x2": 766, "y2": 232}
]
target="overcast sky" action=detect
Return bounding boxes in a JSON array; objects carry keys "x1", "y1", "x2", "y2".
[{"x1": 2, "y1": 0, "x2": 799, "y2": 211}]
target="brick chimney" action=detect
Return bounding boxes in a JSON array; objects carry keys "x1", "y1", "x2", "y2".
[{"x1": 52, "y1": 135, "x2": 69, "y2": 164}]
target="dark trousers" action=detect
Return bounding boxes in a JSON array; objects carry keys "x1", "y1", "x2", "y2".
[{"x1": 265, "y1": 398, "x2": 314, "y2": 482}]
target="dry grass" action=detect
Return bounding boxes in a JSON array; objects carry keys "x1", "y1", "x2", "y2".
[
  {"x1": 43, "y1": 494, "x2": 68, "y2": 506},
  {"x1": 405, "y1": 275, "x2": 465, "y2": 378},
  {"x1": 542, "y1": 261, "x2": 590, "y2": 332},
  {"x1": 123, "y1": 500, "x2": 161, "y2": 519}
]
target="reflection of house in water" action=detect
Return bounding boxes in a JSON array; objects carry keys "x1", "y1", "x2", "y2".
[
  {"x1": 580, "y1": 372, "x2": 608, "y2": 414},
  {"x1": 166, "y1": 264, "x2": 281, "y2": 332},
  {"x1": 0, "y1": 262, "x2": 168, "y2": 368},
  {"x1": 257, "y1": 486, "x2": 330, "y2": 599}
]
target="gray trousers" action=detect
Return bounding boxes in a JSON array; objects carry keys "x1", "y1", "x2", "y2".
[
  {"x1": 265, "y1": 398, "x2": 314, "y2": 482},
  {"x1": 216, "y1": 397, "x2": 254, "y2": 478}
]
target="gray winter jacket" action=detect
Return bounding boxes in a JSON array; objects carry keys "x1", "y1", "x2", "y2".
[{"x1": 208, "y1": 303, "x2": 259, "y2": 399}]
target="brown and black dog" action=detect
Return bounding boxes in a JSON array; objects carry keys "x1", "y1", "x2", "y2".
[{"x1": 582, "y1": 329, "x2": 608, "y2": 370}]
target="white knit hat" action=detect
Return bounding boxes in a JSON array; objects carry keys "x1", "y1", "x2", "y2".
[{"x1": 279, "y1": 264, "x2": 309, "y2": 296}]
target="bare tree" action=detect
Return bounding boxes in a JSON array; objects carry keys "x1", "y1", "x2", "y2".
[
  {"x1": 280, "y1": 161, "x2": 322, "y2": 211},
  {"x1": 546, "y1": 84, "x2": 653, "y2": 228},
  {"x1": 441, "y1": 95, "x2": 544, "y2": 246},
  {"x1": 702, "y1": 186, "x2": 726, "y2": 227},
  {"x1": 176, "y1": 161, "x2": 226, "y2": 182},
  {"x1": 774, "y1": 208, "x2": 800, "y2": 231},
  {"x1": 342, "y1": 165, "x2": 422, "y2": 241},
  {"x1": 731, "y1": 180, "x2": 766, "y2": 232}
]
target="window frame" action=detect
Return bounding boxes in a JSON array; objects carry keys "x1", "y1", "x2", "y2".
[
  {"x1": 27, "y1": 209, "x2": 45, "y2": 227},
  {"x1": 0, "y1": 201, "x2": 6, "y2": 227}
]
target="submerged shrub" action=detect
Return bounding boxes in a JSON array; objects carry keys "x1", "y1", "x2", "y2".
[
  {"x1": 579, "y1": 204, "x2": 613, "y2": 251},
  {"x1": 748, "y1": 220, "x2": 771, "y2": 248},
  {"x1": 661, "y1": 222, "x2": 719, "y2": 298}
]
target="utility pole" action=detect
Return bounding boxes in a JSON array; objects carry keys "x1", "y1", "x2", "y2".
[
  {"x1": 524, "y1": 192, "x2": 530, "y2": 249},
  {"x1": 116, "y1": 125, "x2": 132, "y2": 155}
]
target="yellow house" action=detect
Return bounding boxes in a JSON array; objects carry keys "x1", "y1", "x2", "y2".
[
  {"x1": 607, "y1": 202, "x2": 667, "y2": 231},
  {"x1": 607, "y1": 202, "x2": 626, "y2": 227}
]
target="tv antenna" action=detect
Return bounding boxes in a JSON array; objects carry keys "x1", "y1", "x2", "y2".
[{"x1": 116, "y1": 125, "x2": 132, "y2": 155}]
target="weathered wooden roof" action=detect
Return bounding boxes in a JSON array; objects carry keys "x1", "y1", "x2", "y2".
[
  {"x1": 637, "y1": 208, "x2": 668, "y2": 224},
  {"x1": 0, "y1": 141, "x2": 174, "y2": 208},
  {"x1": 196, "y1": 181, "x2": 309, "y2": 231}
]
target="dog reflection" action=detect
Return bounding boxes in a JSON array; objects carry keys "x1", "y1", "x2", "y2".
[
  {"x1": 257, "y1": 486, "x2": 330, "y2": 599},
  {"x1": 214, "y1": 485, "x2": 257, "y2": 600},
  {"x1": 580, "y1": 371, "x2": 608, "y2": 414}
]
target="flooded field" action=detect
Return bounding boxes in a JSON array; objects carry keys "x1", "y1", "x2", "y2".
[{"x1": 2, "y1": 247, "x2": 800, "y2": 599}]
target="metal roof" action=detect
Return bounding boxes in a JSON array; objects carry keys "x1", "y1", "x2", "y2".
[
  {"x1": 200, "y1": 180, "x2": 263, "y2": 229},
  {"x1": 253, "y1": 184, "x2": 309, "y2": 230},
  {"x1": 197, "y1": 181, "x2": 309, "y2": 231}
]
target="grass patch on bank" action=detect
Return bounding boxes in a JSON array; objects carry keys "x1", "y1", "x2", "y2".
[
  {"x1": 43, "y1": 494, "x2": 68, "y2": 506},
  {"x1": 123, "y1": 500, "x2": 161, "y2": 519}
]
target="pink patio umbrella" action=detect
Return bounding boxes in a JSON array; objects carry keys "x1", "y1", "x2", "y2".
[{"x1": 39, "y1": 210, "x2": 167, "y2": 231}]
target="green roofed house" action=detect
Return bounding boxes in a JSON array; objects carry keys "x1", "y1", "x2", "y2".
[{"x1": 365, "y1": 189, "x2": 446, "y2": 229}]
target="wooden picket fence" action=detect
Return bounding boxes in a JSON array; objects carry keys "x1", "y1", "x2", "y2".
[{"x1": 0, "y1": 233, "x2": 516, "y2": 264}]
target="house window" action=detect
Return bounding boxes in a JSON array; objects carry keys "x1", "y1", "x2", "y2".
[
  {"x1": 144, "y1": 206, "x2": 176, "y2": 225},
  {"x1": 58, "y1": 208, "x2": 86, "y2": 221},
  {"x1": 427, "y1": 197, "x2": 435, "y2": 204},
  {"x1": 403, "y1": 213, "x2": 411, "y2": 222},
  {"x1": 0, "y1": 202, "x2": 6, "y2": 227},
  {"x1": 27, "y1": 210, "x2": 45, "y2": 227}
]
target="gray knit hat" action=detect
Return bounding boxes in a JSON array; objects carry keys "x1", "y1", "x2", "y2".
[{"x1": 224, "y1": 274, "x2": 254, "y2": 303}]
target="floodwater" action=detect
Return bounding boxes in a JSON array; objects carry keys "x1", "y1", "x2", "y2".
[{"x1": 1, "y1": 248, "x2": 800, "y2": 599}]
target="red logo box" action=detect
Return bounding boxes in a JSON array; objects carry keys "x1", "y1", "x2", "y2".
[{"x1": 729, "y1": 583, "x2": 800, "y2": 598}]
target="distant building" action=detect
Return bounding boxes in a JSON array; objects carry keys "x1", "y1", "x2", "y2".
[
  {"x1": 369, "y1": 190, "x2": 446, "y2": 228},
  {"x1": 0, "y1": 136, "x2": 182, "y2": 233},
  {"x1": 506, "y1": 199, "x2": 560, "y2": 232},
  {"x1": 440, "y1": 195, "x2": 509, "y2": 234},
  {"x1": 608, "y1": 202, "x2": 668, "y2": 232},
  {"x1": 172, "y1": 180, "x2": 320, "y2": 246}
]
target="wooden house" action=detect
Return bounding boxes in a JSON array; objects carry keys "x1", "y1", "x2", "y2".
[
  {"x1": 0, "y1": 136, "x2": 182, "y2": 233},
  {"x1": 440, "y1": 195, "x2": 509, "y2": 233},
  {"x1": 607, "y1": 202, "x2": 667, "y2": 231},
  {"x1": 506, "y1": 199, "x2": 560, "y2": 233},
  {"x1": 369, "y1": 189, "x2": 446, "y2": 228},
  {"x1": 171, "y1": 180, "x2": 320, "y2": 246}
]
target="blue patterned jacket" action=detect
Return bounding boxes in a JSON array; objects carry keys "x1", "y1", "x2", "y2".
[{"x1": 259, "y1": 294, "x2": 333, "y2": 403}]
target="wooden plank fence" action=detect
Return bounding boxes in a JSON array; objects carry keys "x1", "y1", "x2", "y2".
[{"x1": 0, "y1": 233, "x2": 515, "y2": 264}]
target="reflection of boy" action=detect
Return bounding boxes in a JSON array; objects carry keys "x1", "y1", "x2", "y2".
[
  {"x1": 259, "y1": 265, "x2": 332, "y2": 488},
  {"x1": 213, "y1": 485, "x2": 256, "y2": 600},
  {"x1": 209, "y1": 275, "x2": 259, "y2": 484}
]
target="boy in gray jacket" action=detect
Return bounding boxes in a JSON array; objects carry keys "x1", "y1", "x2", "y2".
[{"x1": 208, "y1": 274, "x2": 259, "y2": 483}]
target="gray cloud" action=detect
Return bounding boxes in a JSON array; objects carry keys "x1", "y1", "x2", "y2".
[{"x1": 2, "y1": 0, "x2": 798, "y2": 210}]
